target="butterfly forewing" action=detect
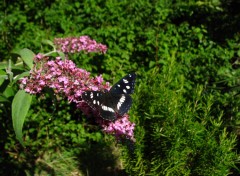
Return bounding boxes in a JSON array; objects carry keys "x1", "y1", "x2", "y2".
[
  {"x1": 110, "y1": 73, "x2": 136, "y2": 94},
  {"x1": 82, "y1": 91, "x2": 104, "y2": 110},
  {"x1": 113, "y1": 94, "x2": 132, "y2": 116},
  {"x1": 82, "y1": 73, "x2": 136, "y2": 121}
]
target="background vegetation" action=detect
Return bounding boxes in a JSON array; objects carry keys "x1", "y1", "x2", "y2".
[{"x1": 0, "y1": 0, "x2": 240, "y2": 175}]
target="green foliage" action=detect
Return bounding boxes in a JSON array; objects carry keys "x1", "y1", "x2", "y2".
[
  {"x1": 0, "y1": 48, "x2": 34, "y2": 146},
  {"x1": 123, "y1": 63, "x2": 237, "y2": 175},
  {"x1": 1, "y1": 94, "x2": 117, "y2": 175}
]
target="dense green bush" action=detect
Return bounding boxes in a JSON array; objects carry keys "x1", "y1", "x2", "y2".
[
  {"x1": 123, "y1": 64, "x2": 238, "y2": 175},
  {"x1": 0, "y1": 0, "x2": 239, "y2": 175}
]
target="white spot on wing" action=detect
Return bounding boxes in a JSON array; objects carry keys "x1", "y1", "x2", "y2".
[
  {"x1": 102, "y1": 105, "x2": 114, "y2": 112},
  {"x1": 90, "y1": 92, "x2": 93, "y2": 98},
  {"x1": 93, "y1": 100, "x2": 96, "y2": 104},
  {"x1": 123, "y1": 89, "x2": 127, "y2": 93},
  {"x1": 126, "y1": 85, "x2": 130, "y2": 89},
  {"x1": 117, "y1": 95, "x2": 126, "y2": 110},
  {"x1": 123, "y1": 79, "x2": 128, "y2": 83}
]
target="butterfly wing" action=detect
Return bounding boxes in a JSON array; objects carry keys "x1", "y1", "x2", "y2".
[
  {"x1": 82, "y1": 91, "x2": 104, "y2": 110},
  {"x1": 82, "y1": 91, "x2": 132, "y2": 121},
  {"x1": 82, "y1": 73, "x2": 136, "y2": 121},
  {"x1": 110, "y1": 73, "x2": 136, "y2": 94},
  {"x1": 99, "y1": 93, "x2": 132, "y2": 120}
]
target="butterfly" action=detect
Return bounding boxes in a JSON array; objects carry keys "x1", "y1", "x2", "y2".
[{"x1": 82, "y1": 73, "x2": 136, "y2": 121}]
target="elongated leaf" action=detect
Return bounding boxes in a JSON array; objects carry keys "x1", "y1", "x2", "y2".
[
  {"x1": 57, "y1": 51, "x2": 66, "y2": 60},
  {"x1": 12, "y1": 90, "x2": 32, "y2": 146},
  {"x1": 0, "y1": 69, "x2": 7, "y2": 86},
  {"x1": 15, "y1": 48, "x2": 35, "y2": 69},
  {"x1": 42, "y1": 39, "x2": 55, "y2": 48},
  {"x1": 0, "y1": 94, "x2": 10, "y2": 103},
  {"x1": 3, "y1": 85, "x2": 15, "y2": 98},
  {"x1": 13, "y1": 71, "x2": 30, "y2": 84},
  {"x1": 0, "y1": 63, "x2": 25, "y2": 71}
]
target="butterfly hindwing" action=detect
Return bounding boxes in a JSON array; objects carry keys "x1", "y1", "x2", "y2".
[
  {"x1": 101, "y1": 93, "x2": 133, "y2": 116},
  {"x1": 98, "y1": 94, "x2": 126, "y2": 121},
  {"x1": 82, "y1": 73, "x2": 136, "y2": 121}
]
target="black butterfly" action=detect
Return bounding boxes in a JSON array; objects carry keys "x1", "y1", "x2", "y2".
[{"x1": 82, "y1": 73, "x2": 136, "y2": 121}]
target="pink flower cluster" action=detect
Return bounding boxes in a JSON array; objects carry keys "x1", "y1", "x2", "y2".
[
  {"x1": 20, "y1": 54, "x2": 108, "y2": 102},
  {"x1": 102, "y1": 115, "x2": 135, "y2": 141},
  {"x1": 54, "y1": 36, "x2": 108, "y2": 54},
  {"x1": 20, "y1": 54, "x2": 135, "y2": 141}
]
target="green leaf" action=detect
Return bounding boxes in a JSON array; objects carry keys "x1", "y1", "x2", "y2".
[
  {"x1": 57, "y1": 51, "x2": 66, "y2": 60},
  {"x1": 149, "y1": 61, "x2": 156, "y2": 68},
  {"x1": 12, "y1": 71, "x2": 30, "y2": 84},
  {"x1": 15, "y1": 48, "x2": 35, "y2": 69},
  {"x1": 0, "y1": 94, "x2": 10, "y2": 103},
  {"x1": 0, "y1": 63, "x2": 25, "y2": 71},
  {"x1": 42, "y1": 39, "x2": 56, "y2": 49},
  {"x1": 237, "y1": 49, "x2": 240, "y2": 57},
  {"x1": 12, "y1": 90, "x2": 32, "y2": 146},
  {"x1": 0, "y1": 69, "x2": 7, "y2": 86},
  {"x1": 3, "y1": 85, "x2": 15, "y2": 98}
]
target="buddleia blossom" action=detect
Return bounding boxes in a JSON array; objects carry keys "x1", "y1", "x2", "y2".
[
  {"x1": 54, "y1": 36, "x2": 108, "y2": 54},
  {"x1": 102, "y1": 114, "x2": 135, "y2": 141},
  {"x1": 20, "y1": 53, "x2": 135, "y2": 141},
  {"x1": 20, "y1": 54, "x2": 108, "y2": 102}
]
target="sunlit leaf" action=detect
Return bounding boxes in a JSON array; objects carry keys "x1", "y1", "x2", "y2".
[
  {"x1": 15, "y1": 48, "x2": 35, "y2": 69},
  {"x1": 12, "y1": 90, "x2": 32, "y2": 146}
]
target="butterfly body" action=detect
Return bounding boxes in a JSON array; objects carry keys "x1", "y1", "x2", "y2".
[{"x1": 82, "y1": 73, "x2": 136, "y2": 121}]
